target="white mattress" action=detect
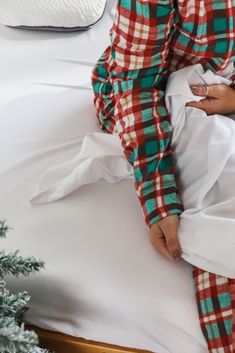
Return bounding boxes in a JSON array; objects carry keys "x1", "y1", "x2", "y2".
[{"x1": 0, "y1": 1, "x2": 208, "y2": 352}]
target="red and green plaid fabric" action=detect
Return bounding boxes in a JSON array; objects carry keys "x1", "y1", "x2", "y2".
[
  {"x1": 91, "y1": 0, "x2": 235, "y2": 229},
  {"x1": 193, "y1": 266, "x2": 235, "y2": 353}
]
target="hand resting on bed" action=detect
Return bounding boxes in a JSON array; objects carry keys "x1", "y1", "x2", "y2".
[{"x1": 149, "y1": 215, "x2": 182, "y2": 263}]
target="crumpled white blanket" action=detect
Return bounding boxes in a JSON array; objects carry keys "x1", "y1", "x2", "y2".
[
  {"x1": 30, "y1": 62, "x2": 235, "y2": 278},
  {"x1": 166, "y1": 63, "x2": 235, "y2": 278},
  {"x1": 29, "y1": 132, "x2": 133, "y2": 204}
]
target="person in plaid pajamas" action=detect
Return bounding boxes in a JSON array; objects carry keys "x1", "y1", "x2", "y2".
[{"x1": 91, "y1": 1, "x2": 235, "y2": 351}]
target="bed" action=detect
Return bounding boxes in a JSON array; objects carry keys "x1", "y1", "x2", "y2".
[{"x1": 0, "y1": 1, "x2": 208, "y2": 352}]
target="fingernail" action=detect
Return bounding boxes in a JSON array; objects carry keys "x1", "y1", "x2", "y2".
[
  {"x1": 191, "y1": 85, "x2": 199, "y2": 92},
  {"x1": 173, "y1": 252, "x2": 181, "y2": 261}
]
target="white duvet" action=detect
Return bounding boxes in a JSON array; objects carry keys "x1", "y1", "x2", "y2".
[{"x1": 30, "y1": 63, "x2": 235, "y2": 279}]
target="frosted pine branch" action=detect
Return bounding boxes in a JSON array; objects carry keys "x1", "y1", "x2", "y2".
[
  {"x1": 0, "y1": 221, "x2": 51, "y2": 352},
  {"x1": 0, "y1": 318, "x2": 50, "y2": 353},
  {"x1": 0, "y1": 281, "x2": 30, "y2": 322},
  {"x1": 0, "y1": 251, "x2": 44, "y2": 278},
  {"x1": 0, "y1": 318, "x2": 38, "y2": 352}
]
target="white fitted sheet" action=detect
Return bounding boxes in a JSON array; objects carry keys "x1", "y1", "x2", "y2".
[{"x1": 0, "y1": 1, "x2": 208, "y2": 352}]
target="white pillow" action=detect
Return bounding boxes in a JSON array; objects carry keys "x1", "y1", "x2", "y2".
[{"x1": 0, "y1": 0, "x2": 107, "y2": 31}]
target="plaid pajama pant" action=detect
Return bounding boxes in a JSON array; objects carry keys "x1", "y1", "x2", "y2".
[{"x1": 192, "y1": 267, "x2": 235, "y2": 353}]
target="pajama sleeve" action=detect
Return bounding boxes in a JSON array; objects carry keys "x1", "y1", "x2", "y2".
[{"x1": 92, "y1": 0, "x2": 184, "y2": 229}]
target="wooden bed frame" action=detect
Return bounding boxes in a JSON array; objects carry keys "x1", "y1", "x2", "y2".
[{"x1": 28, "y1": 325, "x2": 153, "y2": 353}]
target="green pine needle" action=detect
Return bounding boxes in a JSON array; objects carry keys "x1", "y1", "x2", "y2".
[
  {"x1": 0, "y1": 251, "x2": 45, "y2": 278},
  {"x1": 0, "y1": 220, "x2": 9, "y2": 238},
  {"x1": 0, "y1": 318, "x2": 50, "y2": 353},
  {"x1": 0, "y1": 281, "x2": 30, "y2": 322},
  {"x1": 0, "y1": 318, "x2": 38, "y2": 352},
  {"x1": 0, "y1": 220, "x2": 51, "y2": 353}
]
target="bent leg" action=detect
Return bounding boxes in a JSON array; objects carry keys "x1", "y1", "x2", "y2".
[{"x1": 192, "y1": 266, "x2": 234, "y2": 353}]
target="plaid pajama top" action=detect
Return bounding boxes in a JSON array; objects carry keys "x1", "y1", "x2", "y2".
[{"x1": 91, "y1": 0, "x2": 235, "y2": 229}]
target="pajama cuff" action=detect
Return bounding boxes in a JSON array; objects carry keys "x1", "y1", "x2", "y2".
[{"x1": 140, "y1": 190, "x2": 184, "y2": 230}]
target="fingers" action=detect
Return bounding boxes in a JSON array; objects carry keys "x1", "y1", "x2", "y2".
[
  {"x1": 190, "y1": 84, "x2": 226, "y2": 98},
  {"x1": 186, "y1": 98, "x2": 221, "y2": 115},
  {"x1": 186, "y1": 97, "x2": 215, "y2": 115},
  {"x1": 190, "y1": 85, "x2": 210, "y2": 97},
  {"x1": 188, "y1": 85, "x2": 235, "y2": 115},
  {"x1": 150, "y1": 215, "x2": 182, "y2": 262},
  {"x1": 187, "y1": 84, "x2": 218, "y2": 115},
  {"x1": 150, "y1": 231, "x2": 175, "y2": 262},
  {"x1": 158, "y1": 215, "x2": 182, "y2": 261}
]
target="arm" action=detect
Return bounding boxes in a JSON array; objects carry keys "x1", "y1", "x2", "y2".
[{"x1": 92, "y1": 0, "x2": 184, "y2": 230}]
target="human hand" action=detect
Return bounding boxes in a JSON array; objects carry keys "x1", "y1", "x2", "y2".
[
  {"x1": 149, "y1": 215, "x2": 182, "y2": 262},
  {"x1": 186, "y1": 84, "x2": 235, "y2": 115}
]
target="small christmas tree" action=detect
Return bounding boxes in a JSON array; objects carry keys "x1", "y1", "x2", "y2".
[{"x1": 0, "y1": 220, "x2": 49, "y2": 353}]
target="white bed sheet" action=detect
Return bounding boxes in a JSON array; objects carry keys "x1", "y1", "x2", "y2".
[{"x1": 0, "y1": 2, "x2": 208, "y2": 352}]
